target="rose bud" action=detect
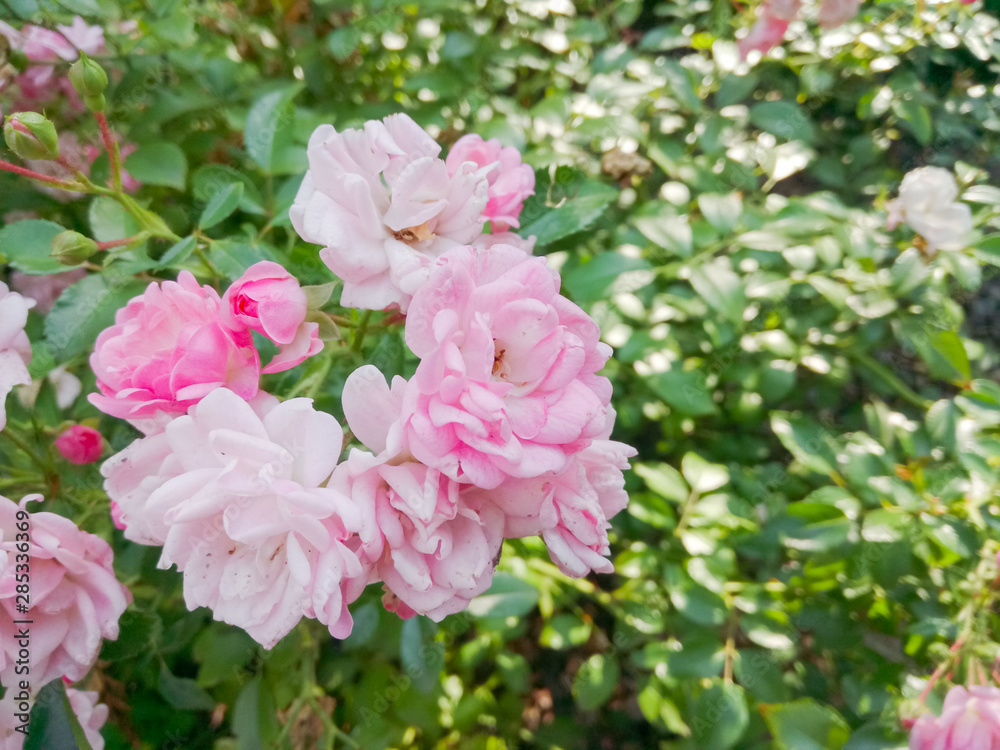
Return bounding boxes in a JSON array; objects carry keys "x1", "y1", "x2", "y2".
[
  {"x1": 54, "y1": 425, "x2": 104, "y2": 464},
  {"x1": 51, "y1": 230, "x2": 98, "y2": 265},
  {"x1": 4, "y1": 111, "x2": 59, "y2": 160}
]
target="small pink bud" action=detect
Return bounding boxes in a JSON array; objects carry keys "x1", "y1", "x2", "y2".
[{"x1": 54, "y1": 425, "x2": 104, "y2": 464}]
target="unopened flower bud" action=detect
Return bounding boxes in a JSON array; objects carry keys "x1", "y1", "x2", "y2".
[
  {"x1": 4, "y1": 112, "x2": 59, "y2": 160},
  {"x1": 54, "y1": 425, "x2": 105, "y2": 464},
  {"x1": 69, "y1": 53, "x2": 108, "y2": 98},
  {"x1": 51, "y1": 231, "x2": 98, "y2": 265}
]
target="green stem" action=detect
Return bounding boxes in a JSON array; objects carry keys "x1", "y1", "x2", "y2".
[
  {"x1": 852, "y1": 352, "x2": 933, "y2": 410},
  {"x1": 352, "y1": 310, "x2": 373, "y2": 353}
]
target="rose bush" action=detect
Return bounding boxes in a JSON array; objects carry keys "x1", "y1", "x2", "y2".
[{"x1": 1, "y1": 1, "x2": 1000, "y2": 748}]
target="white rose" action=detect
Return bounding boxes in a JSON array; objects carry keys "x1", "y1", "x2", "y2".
[{"x1": 886, "y1": 166, "x2": 973, "y2": 253}]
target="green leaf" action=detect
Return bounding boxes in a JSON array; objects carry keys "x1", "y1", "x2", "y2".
[
  {"x1": 892, "y1": 99, "x2": 933, "y2": 145},
  {"x1": 124, "y1": 142, "x2": 188, "y2": 190},
  {"x1": 681, "y1": 453, "x2": 728, "y2": 494},
  {"x1": 209, "y1": 239, "x2": 279, "y2": 280},
  {"x1": 689, "y1": 258, "x2": 745, "y2": 324},
  {"x1": 45, "y1": 274, "x2": 146, "y2": 360},
  {"x1": 539, "y1": 613, "x2": 593, "y2": 650},
  {"x1": 25, "y1": 679, "x2": 93, "y2": 750},
  {"x1": 468, "y1": 572, "x2": 539, "y2": 618},
  {"x1": 572, "y1": 654, "x2": 620, "y2": 711},
  {"x1": 158, "y1": 236, "x2": 197, "y2": 268},
  {"x1": 670, "y1": 584, "x2": 728, "y2": 626},
  {"x1": 400, "y1": 617, "x2": 441, "y2": 694},
  {"x1": 193, "y1": 627, "x2": 257, "y2": 687},
  {"x1": 635, "y1": 214, "x2": 692, "y2": 257},
  {"x1": 697, "y1": 193, "x2": 743, "y2": 233},
  {"x1": 749, "y1": 101, "x2": 816, "y2": 144},
  {"x1": 647, "y1": 368, "x2": 719, "y2": 416},
  {"x1": 233, "y1": 676, "x2": 279, "y2": 750},
  {"x1": 158, "y1": 662, "x2": 216, "y2": 711},
  {"x1": 691, "y1": 682, "x2": 749, "y2": 749},
  {"x1": 770, "y1": 412, "x2": 839, "y2": 477},
  {"x1": 634, "y1": 463, "x2": 689, "y2": 503},
  {"x1": 762, "y1": 699, "x2": 850, "y2": 750},
  {"x1": 89, "y1": 196, "x2": 144, "y2": 245},
  {"x1": 192, "y1": 165, "x2": 267, "y2": 215},
  {"x1": 245, "y1": 86, "x2": 302, "y2": 172},
  {"x1": 199, "y1": 182, "x2": 245, "y2": 229},
  {"x1": 519, "y1": 191, "x2": 617, "y2": 248},
  {"x1": 326, "y1": 27, "x2": 359, "y2": 62},
  {"x1": 0, "y1": 220, "x2": 77, "y2": 274},
  {"x1": 561, "y1": 252, "x2": 652, "y2": 305}
]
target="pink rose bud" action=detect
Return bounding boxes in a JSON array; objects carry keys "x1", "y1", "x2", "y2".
[
  {"x1": 54, "y1": 425, "x2": 104, "y2": 464},
  {"x1": 222, "y1": 261, "x2": 323, "y2": 373},
  {"x1": 445, "y1": 134, "x2": 536, "y2": 232}
]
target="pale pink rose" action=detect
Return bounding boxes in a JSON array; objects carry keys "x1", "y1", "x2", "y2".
[
  {"x1": 909, "y1": 685, "x2": 1000, "y2": 749},
  {"x1": 0, "y1": 17, "x2": 105, "y2": 104},
  {"x1": 471, "y1": 231, "x2": 536, "y2": 256},
  {"x1": 88, "y1": 271, "x2": 260, "y2": 424},
  {"x1": 54, "y1": 425, "x2": 104, "y2": 464},
  {"x1": 446, "y1": 134, "x2": 535, "y2": 231},
  {"x1": 222, "y1": 261, "x2": 322, "y2": 373},
  {"x1": 484, "y1": 433, "x2": 634, "y2": 577},
  {"x1": 335, "y1": 366, "x2": 503, "y2": 619},
  {"x1": 0, "y1": 693, "x2": 26, "y2": 749},
  {"x1": 66, "y1": 688, "x2": 108, "y2": 750},
  {"x1": 886, "y1": 166, "x2": 973, "y2": 253},
  {"x1": 0, "y1": 494, "x2": 131, "y2": 690},
  {"x1": 738, "y1": 0, "x2": 802, "y2": 59},
  {"x1": 290, "y1": 113, "x2": 490, "y2": 312},
  {"x1": 10, "y1": 269, "x2": 86, "y2": 314},
  {"x1": 103, "y1": 388, "x2": 368, "y2": 647},
  {"x1": 0, "y1": 281, "x2": 34, "y2": 432},
  {"x1": 817, "y1": 0, "x2": 861, "y2": 28},
  {"x1": 401, "y1": 245, "x2": 613, "y2": 489}
]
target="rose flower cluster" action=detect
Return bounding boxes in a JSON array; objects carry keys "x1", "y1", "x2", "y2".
[{"x1": 96, "y1": 113, "x2": 634, "y2": 649}]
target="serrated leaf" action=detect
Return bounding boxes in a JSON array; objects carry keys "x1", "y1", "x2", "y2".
[
  {"x1": 245, "y1": 86, "x2": 302, "y2": 172},
  {"x1": 26, "y1": 680, "x2": 93, "y2": 750},
  {"x1": 199, "y1": 182, "x2": 245, "y2": 229},
  {"x1": 689, "y1": 258, "x2": 745, "y2": 324},
  {"x1": 519, "y1": 191, "x2": 616, "y2": 248},
  {"x1": 124, "y1": 142, "x2": 187, "y2": 190},
  {"x1": 647, "y1": 368, "x2": 718, "y2": 416},
  {"x1": 771, "y1": 412, "x2": 838, "y2": 477},
  {"x1": 762, "y1": 699, "x2": 850, "y2": 750},
  {"x1": 44, "y1": 274, "x2": 146, "y2": 360},
  {"x1": 157, "y1": 236, "x2": 197, "y2": 268}
]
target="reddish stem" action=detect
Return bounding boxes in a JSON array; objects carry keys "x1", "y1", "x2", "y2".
[
  {"x1": 0, "y1": 158, "x2": 79, "y2": 189},
  {"x1": 96, "y1": 236, "x2": 140, "y2": 251},
  {"x1": 95, "y1": 111, "x2": 122, "y2": 191},
  {"x1": 918, "y1": 638, "x2": 965, "y2": 704}
]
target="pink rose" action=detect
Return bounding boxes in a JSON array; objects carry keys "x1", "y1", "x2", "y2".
[
  {"x1": 222, "y1": 261, "x2": 322, "y2": 373},
  {"x1": 0, "y1": 281, "x2": 34, "y2": 432},
  {"x1": 471, "y1": 231, "x2": 536, "y2": 256},
  {"x1": 401, "y1": 245, "x2": 612, "y2": 489},
  {"x1": 446, "y1": 134, "x2": 535, "y2": 231},
  {"x1": 102, "y1": 388, "x2": 369, "y2": 647},
  {"x1": 66, "y1": 688, "x2": 109, "y2": 750},
  {"x1": 89, "y1": 271, "x2": 260, "y2": 424},
  {"x1": 485, "y1": 418, "x2": 634, "y2": 577},
  {"x1": 738, "y1": 0, "x2": 802, "y2": 59},
  {"x1": 336, "y1": 366, "x2": 503, "y2": 619},
  {"x1": 54, "y1": 425, "x2": 104, "y2": 464},
  {"x1": 290, "y1": 114, "x2": 490, "y2": 312},
  {"x1": 0, "y1": 494, "x2": 131, "y2": 690},
  {"x1": 0, "y1": 17, "x2": 105, "y2": 104},
  {"x1": 817, "y1": 0, "x2": 861, "y2": 29},
  {"x1": 909, "y1": 686, "x2": 1000, "y2": 749}
]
